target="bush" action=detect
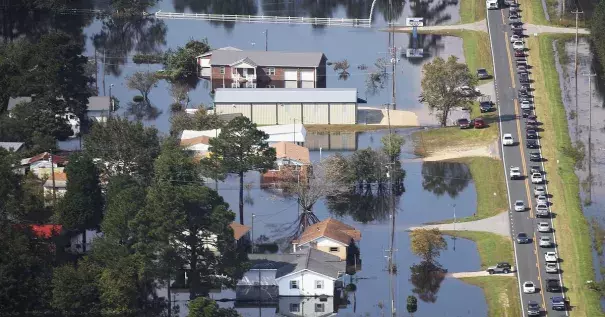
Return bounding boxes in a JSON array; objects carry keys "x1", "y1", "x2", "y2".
[
  {"x1": 132, "y1": 95, "x2": 144, "y2": 103},
  {"x1": 132, "y1": 53, "x2": 166, "y2": 64},
  {"x1": 255, "y1": 243, "x2": 278, "y2": 254}
]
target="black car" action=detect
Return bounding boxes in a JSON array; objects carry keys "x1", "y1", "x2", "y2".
[
  {"x1": 509, "y1": 12, "x2": 519, "y2": 19},
  {"x1": 518, "y1": 88, "x2": 530, "y2": 98},
  {"x1": 480, "y1": 101, "x2": 494, "y2": 112},
  {"x1": 522, "y1": 108, "x2": 532, "y2": 118},
  {"x1": 520, "y1": 74, "x2": 530, "y2": 83},
  {"x1": 528, "y1": 301, "x2": 541, "y2": 316},
  {"x1": 517, "y1": 232, "x2": 530, "y2": 244},
  {"x1": 520, "y1": 83, "x2": 531, "y2": 90},
  {"x1": 477, "y1": 68, "x2": 490, "y2": 79},
  {"x1": 526, "y1": 129, "x2": 538, "y2": 139},
  {"x1": 546, "y1": 279, "x2": 562, "y2": 292},
  {"x1": 530, "y1": 152, "x2": 542, "y2": 161},
  {"x1": 527, "y1": 139, "x2": 539, "y2": 149}
]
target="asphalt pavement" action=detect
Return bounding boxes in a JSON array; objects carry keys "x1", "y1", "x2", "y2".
[{"x1": 486, "y1": 5, "x2": 568, "y2": 317}]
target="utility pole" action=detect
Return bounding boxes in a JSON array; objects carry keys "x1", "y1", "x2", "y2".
[
  {"x1": 388, "y1": 0, "x2": 397, "y2": 111},
  {"x1": 109, "y1": 83, "x2": 114, "y2": 112},
  {"x1": 264, "y1": 29, "x2": 268, "y2": 51},
  {"x1": 94, "y1": 47, "x2": 98, "y2": 92},
  {"x1": 572, "y1": 9, "x2": 583, "y2": 140},
  {"x1": 49, "y1": 150, "x2": 57, "y2": 205},
  {"x1": 251, "y1": 213, "x2": 256, "y2": 253},
  {"x1": 102, "y1": 50, "x2": 107, "y2": 96},
  {"x1": 452, "y1": 204, "x2": 457, "y2": 251},
  {"x1": 583, "y1": 71, "x2": 597, "y2": 202}
]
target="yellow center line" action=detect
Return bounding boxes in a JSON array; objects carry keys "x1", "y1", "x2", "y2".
[
  {"x1": 534, "y1": 233, "x2": 548, "y2": 310},
  {"x1": 504, "y1": 32, "x2": 516, "y2": 89},
  {"x1": 512, "y1": 99, "x2": 534, "y2": 218}
]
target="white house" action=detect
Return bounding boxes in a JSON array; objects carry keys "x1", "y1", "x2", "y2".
[
  {"x1": 278, "y1": 296, "x2": 336, "y2": 317},
  {"x1": 21, "y1": 152, "x2": 68, "y2": 178},
  {"x1": 181, "y1": 123, "x2": 306, "y2": 147},
  {"x1": 293, "y1": 218, "x2": 361, "y2": 261},
  {"x1": 87, "y1": 96, "x2": 112, "y2": 123},
  {"x1": 43, "y1": 172, "x2": 67, "y2": 202}
]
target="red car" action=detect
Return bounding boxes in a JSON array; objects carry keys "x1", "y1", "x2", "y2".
[
  {"x1": 514, "y1": 50, "x2": 525, "y2": 57},
  {"x1": 474, "y1": 117, "x2": 486, "y2": 129}
]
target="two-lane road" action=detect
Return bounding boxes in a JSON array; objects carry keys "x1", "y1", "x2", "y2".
[{"x1": 486, "y1": 5, "x2": 567, "y2": 317}]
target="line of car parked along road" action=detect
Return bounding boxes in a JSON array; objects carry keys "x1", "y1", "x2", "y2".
[{"x1": 486, "y1": 0, "x2": 566, "y2": 315}]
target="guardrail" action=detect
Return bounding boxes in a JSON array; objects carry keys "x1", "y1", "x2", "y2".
[{"x1": 154, "y1": 11, "x2": 372, "y2": 28}]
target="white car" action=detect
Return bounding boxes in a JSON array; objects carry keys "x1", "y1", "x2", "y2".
[
  {"x1": 536, "y1": 195, "x2": 548, "y2": 205},
  {"x1": 534, "y1": 185, "x2": 546, "y2": 196},
  {"x1": 523, "y1": 281, "x2": 536, "y2": 293},
  {"x1": 503, "y1": 134, "x2": 514, "y2": 146},
  {"x1": 539, "y1": 236, "x2": 552, "y2": 247},
  {"x1": 509, "y1": 166, "x2": 522, "y2": 179},
  {"x1": 544, "y1": 251, "x2": 558, "y2": 262},
  {"x1": 514, "y1": 200, "x2": 525, "y2": 211},
  {"x1": 538, "y1": 222, "x2": 551, "y2": 232},
  {"x1": 513, "y1": 41, "x2": 525, "y2": 50},
  {"x1": 510, "y1": 34, "x2": 521, "y2": 43},
  {"x1": 545, "y1": 262, "x2": 558, "y2": 273},
  {"x1": 531, "y1": 172, "x2": 543, "y2": 184},
  {"x1": 521, "y1": 100, "x2": 532, "y2": 109}
]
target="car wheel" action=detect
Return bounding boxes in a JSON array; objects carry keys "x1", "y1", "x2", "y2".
[
  {"x1": 488, "y1": 270, "x2": 494, "y2": 274},
  {"x1": 503, "y1": 269, "x2": 509, "y2": 273}
]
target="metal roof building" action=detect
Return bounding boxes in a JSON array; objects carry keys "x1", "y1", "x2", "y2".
[
  {"x1": 213, "y1": 88, "x2": 358, "y2": 125},
  {"x1": 198, "y1": 47, "x2": 325, "y2": 68}
]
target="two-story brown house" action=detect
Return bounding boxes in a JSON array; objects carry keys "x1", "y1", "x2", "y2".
[{"x1": 197, "y1": 47, "x2": 327, "y2": 90}]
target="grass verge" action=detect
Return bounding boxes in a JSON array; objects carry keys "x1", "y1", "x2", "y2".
[
  {"x1": 303, "y1": 124, "x2": 411, "y2": 133},
  {"x1": 459, "y1": 276, "x2": 521, "y2": 317},
  {"x1": 442, "y1": 230, "x2": 513, "y2": 269},
  {"x1": 413, "y1": 126, "x2": 497, "y2": 156},
  {"x1": 528, "y1": 34, "x2": 604, "y2": 317},
  {"x1": 442, "y1": 231, "x2": 517, "y2": 317},
  {"x1": 459, "y1": 0, "x2": 486, "y2": 23},
  {"x1": 519, "y1": 0, "x2": 586, "y2": 27}
]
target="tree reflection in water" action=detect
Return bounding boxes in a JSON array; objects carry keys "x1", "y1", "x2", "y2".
[
  {"x1": 421, "y1": 161, "x2": 471, "y2": 198},
  {"x1": 173, "y1": 0, "x2": 258, "y2": 30},
  {"x1": 327, "y1": 184, "x2": 400, "y2": 223},
  {"x1": 409, "y1": 261, "x2": 447, "y2": 303}
]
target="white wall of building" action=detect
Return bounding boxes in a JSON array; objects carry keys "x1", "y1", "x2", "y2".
[
  {"x1": 67, "y1": 230, "x2": 104, "y2": 254},
  {"x1": 278, "y1": 296, "x2": 335, "y2": 317},
  {"x1": 276, "y1": 270, "x2": 335, "y2": 296}
]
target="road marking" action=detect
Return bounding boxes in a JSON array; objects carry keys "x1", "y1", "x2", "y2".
[
  {"x1": 533, "y1": 233, "x2": 548, "y2": 310},
  {"x1": 511, "y1": 98, "x2": 534, "y2": 218},
  {"x1": 504, "y1": 32, "x2": 516, "y2": 89}
]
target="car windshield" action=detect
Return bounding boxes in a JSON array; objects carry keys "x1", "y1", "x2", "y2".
[
  {"x1": 528, "y1": 303, "x2": 539, "y2": 308},
  {"x1": 516, "y1": 201, "x2": 523, "y2": 206},
  {"x1": 541, "y1": 237, "x2": 550, "y2": 241},
  {"x1": 518, "y1": 233, "x2": 527, "y2": 237}
]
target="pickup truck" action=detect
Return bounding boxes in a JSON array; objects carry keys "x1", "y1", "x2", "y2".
[
  {"x1": 509, "y1": 166, "x2": 522, "y2": 180},
  {"x1": 487, "y1": 262, "x2": 512, "y2": 274},
  {"x1": 546, "y1": 279, "x2": 562, "y2": 292}
]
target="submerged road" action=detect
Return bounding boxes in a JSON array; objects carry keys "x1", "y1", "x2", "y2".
[{"x1": 486, "y1": 5, "x2": 568, "y2": 317}]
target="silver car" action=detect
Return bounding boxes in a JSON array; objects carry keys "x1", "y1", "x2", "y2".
[
  {"x1": 538, "y1": 222, "x2": 551, "y2": 233},
  {"x1": 539, "y1": 236, "x2": 552, "y2": 247},
  {"x1": 545, "y1": 262, "x2": 558, "y2": 273},
  {"x1": 536, "y1": 195, "x2": 548, "y2": 205},
  {"x1": 534, "y1": 185, "x2": 546, "y2": 196},
  {"x1": 514, "y1": 200, "x2": 525, "y2": 211}
]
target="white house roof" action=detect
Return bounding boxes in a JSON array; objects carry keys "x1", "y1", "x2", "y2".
[
  {"x1": 87, "y1": 96, "x2": 111, "y2": 111},
  {"x1": 214, "y1": 88, "x2": 358, "y2": 104},
  {"x1": 199, "y1": 48, "x2": 325, "y2": 68},
  {"x1": 0, "y1": 142, "x2": 24, "y2": 152},
  {"x1": 7, "y1": 96, "x2": 32, "y2": 111},
  {"x1": 181, "y1": 124, "x2": 306, "y2": 144}
]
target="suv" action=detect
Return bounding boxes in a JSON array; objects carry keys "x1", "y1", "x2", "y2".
[
  {"x1": 477, "y1": 68, "x2": 490, "y2": 79},
  {"x1": 546, "y1": 279, "x2": 562, "y2": 292},
  {"x1": 520, "y1": 73, "x2": 530, "y2": 83},
  {"x1": 509, "y1": 166, "x2": 522, "y2": 179},
  {"x1": 527, "y1": 301, "x2": 541, "y2": 316},
  {"x1": 530, "y1": 152, "x2": 542, "y2": 161},
  {"x1": 526, "y1": 129, "x2": 538, "y2": 139},
  {"x1": 479, "y1": 101, "x2": 494, "y2": 112},
  {"x1": 458, "y1": 118, "x2": 471, "y2": 129},
  {"x1": 487, "y1": 262, "x2": 512, "y2": 274},
  {"x1": 551, "y1": 296, "x2": 566, "y2": 311},
  {"x1": 517, "y1": 232, "x2": 530, "y2": 244}
]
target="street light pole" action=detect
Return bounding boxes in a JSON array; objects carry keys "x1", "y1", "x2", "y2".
[
  {"x1": 251, "y1": 213, "x2": 256, "y2": 253},
  {"x1": 572, "y1": 9, "x2": 583, "y2": 140},
  {"x1": 109, "y1": 84, "x2": 114, "y2": 112}
]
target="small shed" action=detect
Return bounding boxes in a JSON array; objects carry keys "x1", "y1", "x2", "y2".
[{"x1": 213, "y1": 88, "x2": 359, "y2": 125}]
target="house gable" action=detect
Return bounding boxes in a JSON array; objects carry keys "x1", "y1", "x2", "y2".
[
  {"x1": 298, "y1": 236, "x2": 348, "y2": 248},
  {"x1": 229, "y1": 57, "x2": 258, "y2": 68}
]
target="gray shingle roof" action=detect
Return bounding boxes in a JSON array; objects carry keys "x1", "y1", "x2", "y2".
[
  {"x1": 205, "y1": 48, "x2": 325, "y2": 68},
  {"x1": 87, "y1": 96, "x2": 111, "y2": 111},
  {"x1": 7, "y1": 97, "x2": 32, "y2": 111},
  {"x1": 214, "y1": 88, "x2": 358, "y2": 104},
  {"x1": 0, "y1": 142, "x2": 24, "y2": 152},
  {"x1": 275, "y1": 248, "x2": 345, "y2": 279}
]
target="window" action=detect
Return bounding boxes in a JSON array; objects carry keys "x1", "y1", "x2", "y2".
[
  {"x1": 315, "y1": 280, "x2": 324, "y2": 289},
  {"x1": 329, "y1": 247, "x2": 339, "y2": 252},
  {"x1": 315, "y1": 303, "x2": 325, "y2": 313},
  {"x1": 290, "y1": 280, "x2": 299, "y2": 289},
  {"x1": 267, "y1": 67, "x2": 276, "y2": 75},
  {"x1": 220, "y1": 66, "x2": 225, "y2": 74},
  {"x1": 289, "y1": 303, "x2": 300, "y2": 312}
]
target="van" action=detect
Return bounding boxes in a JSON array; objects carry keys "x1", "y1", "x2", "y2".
[{"x1": 486, "y1": 0, "x2": 499, "y2": 9}]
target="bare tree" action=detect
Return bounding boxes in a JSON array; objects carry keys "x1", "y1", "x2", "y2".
[
  {"x1": 169, "y1": 82, "x2": 190, "y2": 107},
  {"x1": 126, "y1": 71, "x2": 159, "y2": 107}
]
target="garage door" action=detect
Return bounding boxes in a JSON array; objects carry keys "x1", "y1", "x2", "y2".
[
  {"x1": 284, "y1": 69, "x2": 298, "y2": 81},
  {"x1": 300, "y1": 69, "x2": 314, "y2": 81}
]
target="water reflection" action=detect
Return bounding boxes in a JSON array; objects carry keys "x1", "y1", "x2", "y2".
[
  {"x1": 172, "y1": 0, "x2": 258, "y2": 30},
  {"x1": 326, "y1": 186, "x2": 394, "y2": 223},
  {"x1": 92, "y1": 16, "x2": 167, "y2": 76},
  {"x1": 421, "y1": 161, "x2": 471, "y2": 199},
  {"x1": 409, "y1": 261, "x2": 447, "y2": 303}
]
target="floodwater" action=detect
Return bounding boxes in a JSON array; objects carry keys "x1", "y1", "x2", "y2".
[
  {"x1": 83, "y1": 0, "x2": 464, "y2": 134},
  {"x1": 555, "y1": 38, "x2": 605, "y2": 307}
]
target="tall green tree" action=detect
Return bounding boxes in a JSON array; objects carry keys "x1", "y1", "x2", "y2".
[
  {"x1": 409, "y1": 228, "x2": 447, "y2": 264},
  {"x1": 164, "y1": 39, "x2": 211, "y2": 81},
  {"x1": 135, "y1": 141, "x2": 249, "y2": 299},
  {"x1": 101, "y1": 175, "x2": 146, "y2": 245},
  {"x1": 201, "y1": 116, "x2": 275, "y2": 225},
  {"x1": 188, "y1": 297, "x2": 240, "y2": 317},
  {"x1": 51, "y1": 259, "x2": 102, "y2": 317},
  {"x1": 0, "y1": 150, "x2": 25, "y2": 219},
  {"x1": 84, "y1": 117, "x2": 160, "y2": 181},
  {"x1": 0, "y1": 221, "x2": 54, "y2": 315},
  {"x1": 55, "y1": 153, "x2": 104, "y2": 253},
  {"x1": 170, "y1": 107, "x2": 223, "y2": 137},
  {"x1": 419, "y1": 56, "x2": 477, "y2": 126},
  {"x1": 381, "y1": 133, "x2": 405, "y2": 161}
]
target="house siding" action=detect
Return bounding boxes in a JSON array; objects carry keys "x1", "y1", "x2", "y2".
[
  {"x1": 313, "y1": 237, "x2": 348, "y2": 260},
  {"x1": 277, "y1": 270, "x2": 335, "y2": 296},
  {"x1": 278, "y1": 296, "x2": 335, "y2": 317}
]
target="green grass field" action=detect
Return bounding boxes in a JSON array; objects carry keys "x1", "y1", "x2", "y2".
[{"x1": 459, "y1": 276, "x2": 521, "y2": 317}]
